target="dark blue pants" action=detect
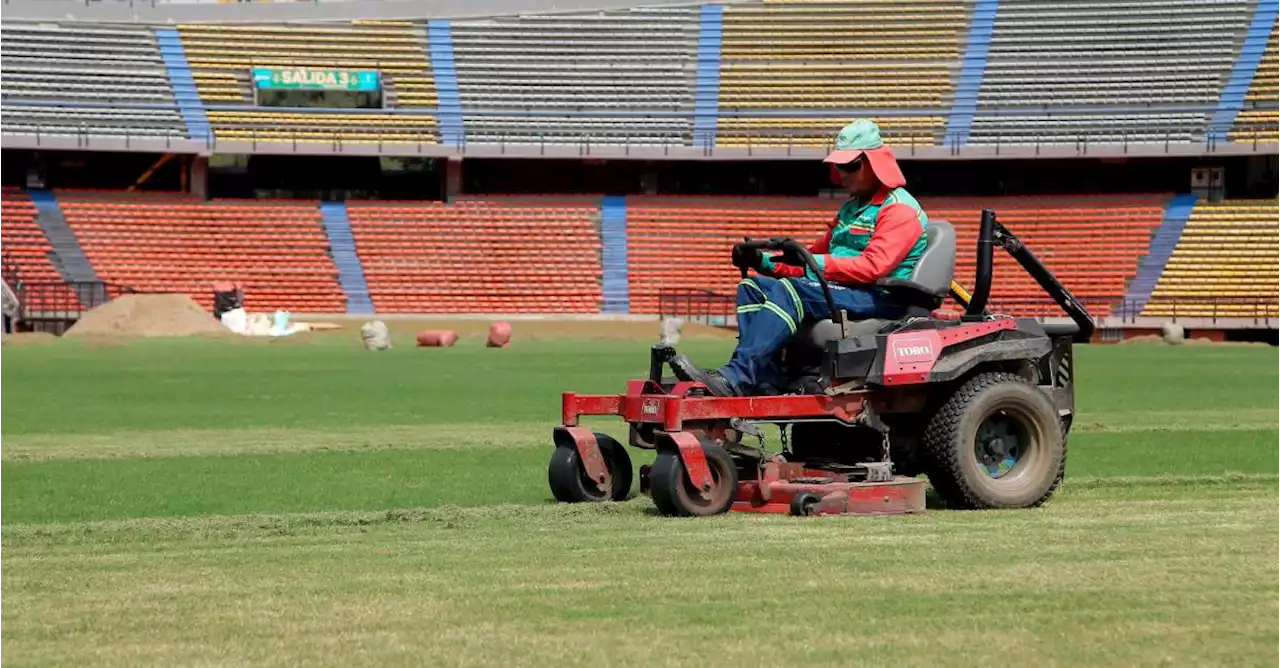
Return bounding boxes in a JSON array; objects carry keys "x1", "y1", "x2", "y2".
[{"x1": 719, "y1": 276, "x2": 904, "y2": 393}]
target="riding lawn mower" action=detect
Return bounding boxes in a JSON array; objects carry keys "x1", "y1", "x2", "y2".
[{"x1": 549, "y1": 209, "x2": 1096, "y2": 517}]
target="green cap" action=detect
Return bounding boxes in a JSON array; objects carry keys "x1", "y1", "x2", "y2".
[
  {"x1": 824, "y1": 119, "x2": 906, "y2": 187},
  {"x1": 834, "y1": 119, "x2": 884, "y2": 151}
]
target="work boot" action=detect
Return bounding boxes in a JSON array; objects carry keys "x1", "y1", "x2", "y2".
[{"x1": 668, "y1": 354, "x2": 742, "y2": 397}]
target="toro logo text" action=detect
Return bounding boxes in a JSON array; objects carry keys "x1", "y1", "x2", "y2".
[{"x1": 892, "y1": 337, "x2": 936, "y2": 364}]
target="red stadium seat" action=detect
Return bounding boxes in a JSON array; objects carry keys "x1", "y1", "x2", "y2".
[
  {"x1": 56, "y1": 190, "x2": 345, "y2": 312},
  {"x1": 346, "y1": 197, "x2": 604, "y2": 314},
  {"x1": 1, "y1": 188, "x2": 83, "y2": 312},
  {"x1": 625, "y1": 194, "x2": 1168, "y2": 317}
]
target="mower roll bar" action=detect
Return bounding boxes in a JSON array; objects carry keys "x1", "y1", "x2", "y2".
[
  {"x1": 738, "y1": 237, "x2": 843, "y2": 325},
  {"x1": 965, "y1": 209, "x2": 1097, "y2": 343}
]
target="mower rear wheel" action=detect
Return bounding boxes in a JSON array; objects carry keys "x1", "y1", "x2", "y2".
[
  {"x1": 649, "y1": 442, "x2": 738, "y2": 517},
  {"x1": 548, "y1": 433, "x2": 633, "y2": 503},
  {"x1": 922, "y1": 372, "x2": 1064, "y2": 510}
]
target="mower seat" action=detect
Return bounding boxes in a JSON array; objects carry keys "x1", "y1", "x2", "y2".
[
  {"x1": 873, "y1": 219, "x2": 956, "y2": 302},
  {"x1": 799, "y1": 317, "x2": 889, "y2": 348},
  {"x1": 800, "y1": 220, "x2": 957, "y2": 347}
]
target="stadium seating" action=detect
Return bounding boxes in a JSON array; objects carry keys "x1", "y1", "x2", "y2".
[
  {"x1": 451, "y1": 8, "x2": 699, "y2": 145},
  {"x1": 929, "y1": 196, "x2": 1166, "y2": 317},
  {"x1": 717, "y1": 0, "x2": 964, "y2": 147},
  {"x1": 177, "y1": 22, "x2": 440, "y2": 143},
  {"x1": 969, "y1": 0, "x2": 1256, "y2": 145},
  {"x1": 346, "y1": 197, "x2": 603, "y2": 313},
  {"x1": 202, "y1": 110, "x2": 438, "y2": 145},
  {"x1": 626, "y1": 196, "x2": 835, "y2": 313},
  {"x1": 0, "y1": 22, "x2": 185, "y2": 138},
  {"x1": 1246, "y1": 25, "x2": 1279, "y2": 105},
  {"x1": 1142, "y1": 200, "x2": 1280, "y2": 318},
  {"x1": 2, "y1": 8, "x2": 1275, "y2": 152},
  {"x1": 0, "y1": 188, "x2": 83, "y2": 311},
  {"x1": 1231, "y1": 25, "x2": 1279, "y2": 144},
  {"x1": 626, "y1": 194, "x2": 1167, "y2": 317},
  {"x1": 56, "y1": 191, "x2": 346, "y2": 312}
]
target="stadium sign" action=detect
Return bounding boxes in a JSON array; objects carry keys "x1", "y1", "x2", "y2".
[{"x1": 252, "y1": 68, "x2": 380, "y2": 91}]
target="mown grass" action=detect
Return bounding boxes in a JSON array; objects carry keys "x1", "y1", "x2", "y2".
[
  {"x1": 2, "y1": 338, "x2": 1276, "y2": 524},
  {"x1": 2, "y1": 334, "x2": 1277, "y2": 666},
  {"x1": 3, "y1": 428, "x2": 1277, "y2": 524},
  {"x1": 3, "y1": 481, "x2": 1276, "y2": 667},
  {"x1": 2, "y1": 336, "x2": 735, "y2": 435}
]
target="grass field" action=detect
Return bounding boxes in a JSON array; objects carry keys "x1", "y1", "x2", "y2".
[{"x1": 2, "y1": 325, "x2": 1277, "y2": 666}]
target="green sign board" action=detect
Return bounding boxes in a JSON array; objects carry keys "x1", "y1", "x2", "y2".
[{"x1": 252, "y1": 67, "x2": 380, "y2": 91}]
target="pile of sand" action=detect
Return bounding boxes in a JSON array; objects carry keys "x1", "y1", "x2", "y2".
[
  {"x1": 1, "y1": 332, "x2": 59, "y2": 347},
  {"x1": 1117, "y1": 334, "x2": 1267, "y2": 346},
  {"x1": 1117, "y1": 334, "x2": 1165, "y2": 344},
  {"x1": 64, "y1": 294, "x2": 229, "y2": 339}
]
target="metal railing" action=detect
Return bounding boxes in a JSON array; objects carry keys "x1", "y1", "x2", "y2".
[
  {"x1": 10, "y1": 280, "x2": 136, "y2": 334},
  {"x1": 657, "y1": 289, "x2": 1279, "y2": 329},
  {"x1": 14, "y1": 0, "x2": 256, "y2": 3},
  {"x1": 1, "y1": 250, "x2": 20, "y2": 287},
  {"x1": 1, "y1": 252, "x2": 20, "y2": 335},
  {"x1": 989, "y1": 297, "x2": 1278, "y2": 325},
  {"x1": 658, "y1": 289, "x2": 737, "y2": 327},
  {"x1": 4, "y1": 0, "x2": 422, "y2": 4},
  {"x1": 1, "y1": 108, "x2": 1275, "y2": 157},
  {"x1": 1137, "y1": 298, "x2": 1274, "y2": 324}
]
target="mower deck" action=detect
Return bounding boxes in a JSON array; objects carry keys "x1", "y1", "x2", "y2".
[
  {"x1": 558, "y1": 381, "x2": 925, "y2": 517},
  {"x1": 734, "y1": 459, "x2": 926, "y2": 516}
]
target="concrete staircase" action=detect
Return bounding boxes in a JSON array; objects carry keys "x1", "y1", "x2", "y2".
[
  {"x1": 28, "y1": 189, "x2": 99, "y2": 284},
  {"x1": 319, "y1": 202, "x2": 375, "y2": 314},
  {"x1": 1123, "y1": 193, "x2": 1198, "y2": 315},
  {"x1": 154, "y1": 28, "x2": 212, "y2": 141},
  {"x1": 600, "y1": 196, "x2": 630, "y2": 313}
]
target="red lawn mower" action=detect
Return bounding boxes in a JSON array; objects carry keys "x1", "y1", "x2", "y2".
[{"x1": 549, "y1": 209, "x2": 1095, "y2": 517}]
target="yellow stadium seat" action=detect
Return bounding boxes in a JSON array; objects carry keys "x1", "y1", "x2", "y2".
[
  {"x1": 1233, "y1": 26, "x2": 1278, "y2": 141},
  {"x1": 1141, "y1": 200, "x2": 1280, "y2": 317},
  {"x1": 715, "y1": 115, "x2": 944, "y2": 147},
  {"x1": 207, "y1": 108, "x2": 437, "y2": 144},
  {"x1": 717, "y1": 0, "x2": 963, "y2": 147},
  {"x1": 176, "y1": 22, "x2": 437, "y2": 110}
]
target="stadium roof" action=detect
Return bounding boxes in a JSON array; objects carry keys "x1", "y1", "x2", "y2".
[{"x1": 0, "y1": 0, "x2": 708, "y2": 23}]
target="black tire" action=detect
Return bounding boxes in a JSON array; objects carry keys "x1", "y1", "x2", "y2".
[
  {"x1": 922, "y1": 372, "x2": 1065, "y2": 509},
  {"x1": 649, "y1": 442, "x2": 738, "y2": 517},
  {"x1": 548, "y1": 433, "x2": 633, "y2": 503},
  {"x1": 790, "y1": 491, "x2": 822, "y2": 517}
]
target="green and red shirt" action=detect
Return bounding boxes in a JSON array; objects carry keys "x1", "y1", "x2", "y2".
[{"x1": 765, "y1": 185, "x2": 928, "y2": 285}]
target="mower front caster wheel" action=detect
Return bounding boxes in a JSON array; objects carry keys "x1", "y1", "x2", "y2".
[
  {"x1": 649, "y1": 442, "x2": 738, "y2": 517},
  {"x1": 790, "y1": 492, "x2": 822, "y2": 517},
  {"x1": 548, "y1": 433, "x2": 633, "y2": 503}
]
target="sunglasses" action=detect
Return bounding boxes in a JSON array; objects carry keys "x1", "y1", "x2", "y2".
[{"x1": 835, "y1": 158, "x2": 865, "y2": 174}]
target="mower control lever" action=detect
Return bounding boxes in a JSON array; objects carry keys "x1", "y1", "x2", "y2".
[{"x1": 738, "y1": 237, "x2": 843, "y2": 325}]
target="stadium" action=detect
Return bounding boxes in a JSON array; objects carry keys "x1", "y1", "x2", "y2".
[{"x1": 1, "y1": 0, "x2": 1277, "y2": 665}]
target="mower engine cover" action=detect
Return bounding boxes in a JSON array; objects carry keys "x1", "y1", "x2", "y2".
[{"x1": 826, "y1": 317, "x2": 1053, "y2": 387}]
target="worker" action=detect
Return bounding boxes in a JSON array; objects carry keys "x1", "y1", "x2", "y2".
[{"x1": 673, "y1": 119, "x2": 931, "y2": 397}]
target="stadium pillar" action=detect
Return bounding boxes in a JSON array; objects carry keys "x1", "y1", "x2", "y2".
[
  {"x1": 189, "y1": 156, "x2": 209, "y2": 201},
  {"x1": 443, "y1": 157, "x2": 463, "y2": 202}
]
